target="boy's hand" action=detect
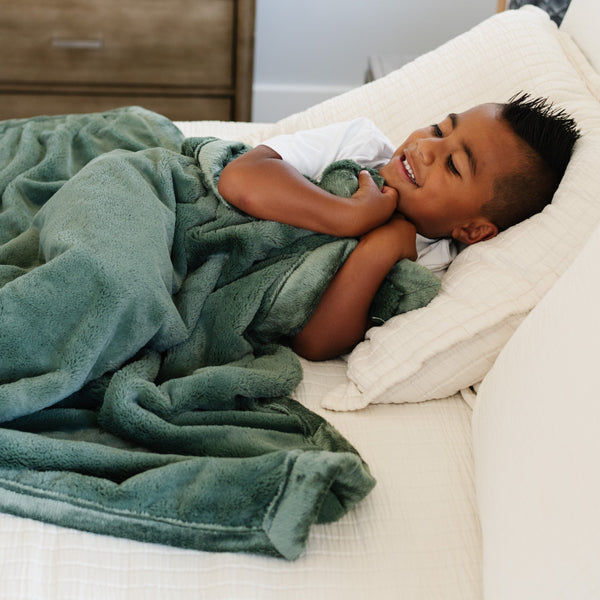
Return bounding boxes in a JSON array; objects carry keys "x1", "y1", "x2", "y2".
[{"x1": 348, "y1": 171, "x2": 398, "y2": 233}]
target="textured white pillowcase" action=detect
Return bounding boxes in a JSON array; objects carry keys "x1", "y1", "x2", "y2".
[
  {"x1": 320, "y1": 7, "x2": 600, "y2": 410},
  {"x1": 472, "y1": 222, "x2": 600, "y2": 599}
]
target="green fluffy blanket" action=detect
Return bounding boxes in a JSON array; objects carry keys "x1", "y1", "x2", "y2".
[{"x1": 0, "y1": 107, "x2": 440, "y2": 559}]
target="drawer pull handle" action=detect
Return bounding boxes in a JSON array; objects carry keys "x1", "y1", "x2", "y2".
[{"x1": 52, "y1": 37, "x2": 104, "y2": 50}]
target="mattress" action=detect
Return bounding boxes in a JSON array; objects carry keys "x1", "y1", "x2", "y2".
[{"x1": 0, "y1": 357, "x2": 480, "y2": 600}]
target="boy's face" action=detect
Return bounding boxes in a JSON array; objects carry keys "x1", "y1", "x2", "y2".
[{"x1": 379, "y1": 103, "x2": 524, "y2": 243}]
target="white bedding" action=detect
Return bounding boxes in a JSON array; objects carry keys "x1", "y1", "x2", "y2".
[
  {"x1": 2, "y1": 2, "x2": 599, "y2": 598},
  {"x1": 0, "y1": 358, "x2": 480, "y2": 600}
]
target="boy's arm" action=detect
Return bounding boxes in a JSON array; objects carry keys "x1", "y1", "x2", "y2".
[
  {"x1": 217, "y1": 145, "x2": 397, "y2": 237},
  {"x1": 291, "y1": 215, "x2": 418, "y2": 361}
]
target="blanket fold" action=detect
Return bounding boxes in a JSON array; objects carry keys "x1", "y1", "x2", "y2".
[{"x1": 0, "y1": 107, "x2": 439, "y2": 559}]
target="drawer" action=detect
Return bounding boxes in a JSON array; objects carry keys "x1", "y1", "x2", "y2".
[
  {"x1": 0, "y1": 93, "x2": 233, "y2": 122},
  {"x1": 0, "y1": 0, "x2": 235, "y2": 88}
]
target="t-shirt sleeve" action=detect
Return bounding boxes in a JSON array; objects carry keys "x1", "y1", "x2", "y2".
[{"x1": 260, "y1": 118, "x2": 395, "y2": 179}]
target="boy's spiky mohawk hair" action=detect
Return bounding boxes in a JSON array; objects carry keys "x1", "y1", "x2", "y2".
[
  {"x1": 482, "y1": 92, "x2": 581, "y2": 232},
  {"x1": 503, "y1": 91, "x2": 580, "y2": 182}
]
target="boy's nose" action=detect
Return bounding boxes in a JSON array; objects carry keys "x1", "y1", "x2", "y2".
[{"x1": 416, "y1": 137, "x2": 441, "y2": 166}]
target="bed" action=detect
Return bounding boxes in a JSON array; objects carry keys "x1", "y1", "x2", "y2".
[{"x1": 1, "y1": 0, "x2": 600, "y2": 597}]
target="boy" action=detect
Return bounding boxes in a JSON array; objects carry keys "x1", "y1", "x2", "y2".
[{"x1": 218, "y1": 93, "x2": 580, "y2": 360}]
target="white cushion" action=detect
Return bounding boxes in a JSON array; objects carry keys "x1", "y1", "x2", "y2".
[
  {"x1": 561, "y1": 0, "x2": 600, "y2": 74},
  {"x1": 319, "y1": 7, "x2": 600, "y2": 410},
  {"x1": 472, "y1": 222, "x2": 600, "y2": 599}
]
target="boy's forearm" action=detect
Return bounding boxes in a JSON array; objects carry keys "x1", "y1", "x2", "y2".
[
  {"x1": 291, "y1": 218, "x2": 417, "y2": 361},
  {"x1": 218, "y1": 145, "x2": 396, "y2": 237}
]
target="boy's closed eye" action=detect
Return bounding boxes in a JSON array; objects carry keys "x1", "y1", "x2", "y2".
[
  {"x1": 447, "y1": 155, "x2": 460, "y2": 177},
  {"x1": 430, "y1": 122, "x2": 461, "y2": 177},
  {"x1": 431, "y1": 123, "x2": 443, "y2": 137}
]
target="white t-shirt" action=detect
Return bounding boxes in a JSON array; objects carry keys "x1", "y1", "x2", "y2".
[{"x1": 261, "y1": 118, "x2": 457, "y2": 275}]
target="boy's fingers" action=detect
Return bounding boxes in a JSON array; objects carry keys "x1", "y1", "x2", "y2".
[
  {"x1": 359, "y1": 171, "x2": 396, "y2": 197},
  {"x1": 358, "y1": 170, "x2": 373, "y2": 184},
  {"x1": 381, "y1": 184, "x2": 398, "y2": 202},
  {"x1": 357, "y1": 171, "x2": 397, "y2": 212}
]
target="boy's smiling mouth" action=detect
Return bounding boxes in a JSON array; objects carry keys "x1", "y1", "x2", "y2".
[{"x1": 401, "y1": 155, "x2": 418, "y2": 186}]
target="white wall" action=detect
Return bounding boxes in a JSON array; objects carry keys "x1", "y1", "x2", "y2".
[{"x1": 252, "y1": 0, "x2": 498, "y2": 122}]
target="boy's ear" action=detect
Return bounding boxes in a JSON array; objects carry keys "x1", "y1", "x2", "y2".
[{"x1": 452, "y1": 218, "x2": 498, "y2": 245}]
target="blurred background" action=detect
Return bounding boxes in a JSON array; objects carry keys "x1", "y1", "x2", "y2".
[{"x1": 252, "y1": 0, "x2": 498, "y2": 121}]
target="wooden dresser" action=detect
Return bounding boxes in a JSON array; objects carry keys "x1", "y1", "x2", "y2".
[{"x1": 0, "y1": 0, "x2": 255, "y2": 121}]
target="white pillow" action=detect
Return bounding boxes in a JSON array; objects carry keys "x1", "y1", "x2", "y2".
[
  {"x1": 320, "y1": 7, "x2": 600, "y2": 410},
  {"x1": 561, "y1": 0, "x2": 600, "y2": 74},
  {"x1": 472, "y1": 222, "x2": 600, "y2": 599}
]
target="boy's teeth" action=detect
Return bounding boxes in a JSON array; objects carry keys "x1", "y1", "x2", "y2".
[{"x1": 403, "y1": 157, "x2": 416, "y2": 185}]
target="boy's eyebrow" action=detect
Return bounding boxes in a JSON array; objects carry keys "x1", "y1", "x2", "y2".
[{"x1": 448, "y1": 113, "x2": 477, "y2": 177}]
